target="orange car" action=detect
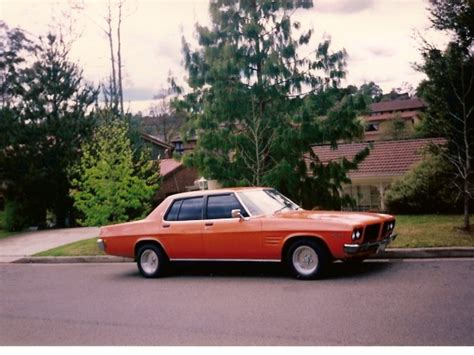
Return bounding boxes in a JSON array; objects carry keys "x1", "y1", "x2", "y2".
[{"x1": 98, "y1": 187, "x2": 396, "y2": 279}]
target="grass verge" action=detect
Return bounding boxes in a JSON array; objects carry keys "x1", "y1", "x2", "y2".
[
  {"x1": 35, "y1": 237, "x2": 105, "y2": 257},
  {"x1": 390, "y1": 215, "x2": 474, "y2": 248}
]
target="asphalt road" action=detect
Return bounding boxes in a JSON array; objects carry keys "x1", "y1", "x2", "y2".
[{"x1": 1, "y1": 259, "x2": 473, "y2": 345}]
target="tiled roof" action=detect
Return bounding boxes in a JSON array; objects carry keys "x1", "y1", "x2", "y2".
[
  {"x1": 310, "y1": 138, "x2": 446, "y2": 179},
  {"x1": 141, "y1": 133, "x2": 174, "y2": 149},
  {"x1": 369, "y1": 98, "x2": 426, "y2": 113},
  {"x1": 159, "y1": 159, "x2": 183, "y2": 177}
]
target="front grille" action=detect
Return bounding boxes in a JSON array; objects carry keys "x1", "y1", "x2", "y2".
[{"x1": 364, "y1": 223, "x2": 381, "y2": 242}]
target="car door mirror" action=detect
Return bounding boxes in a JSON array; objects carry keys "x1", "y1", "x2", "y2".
[{"x1": 231, "y1": 209, "x2": 244, "y2": 220}]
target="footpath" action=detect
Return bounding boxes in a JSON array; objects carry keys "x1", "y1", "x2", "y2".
[{"x1": 0, "y1": 227, "x2": 99, "y2": 263}]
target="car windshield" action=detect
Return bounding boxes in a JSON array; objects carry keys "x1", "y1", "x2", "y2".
[{"x1": 237, "y1": 189, "x2": 300, "y2": 216}]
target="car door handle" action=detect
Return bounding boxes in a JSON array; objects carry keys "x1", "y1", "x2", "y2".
[
  {"x1": 162, "y1": 224, "x2": 170, "y2": 228},
  {"x1": 205, "y1": 222, "x2": 214, "y2": 227}
]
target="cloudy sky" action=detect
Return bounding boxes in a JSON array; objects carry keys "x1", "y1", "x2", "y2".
[{"x1": 2, "y1": 0, "x2": 448, "y2": 113}]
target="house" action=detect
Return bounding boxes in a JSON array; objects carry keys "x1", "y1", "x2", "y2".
[
  {"x1": 155, "y1": 158, "x2": 200, "y2": 203},
  {"x1": 170, "y1": 135, "x2": 198, "y2": 155},
  {"x1": 311, "y1": 138, "x2": 446, "y2": 211},
  {"x1": 304, "y1": 96, "x2": 436, "y2": 212},
  {"x1": 362, "y1": 97, "x2": 426, "y2": 141},
  {"x1": 141, "y1": 133, "x2": 174, "y2": 160}
]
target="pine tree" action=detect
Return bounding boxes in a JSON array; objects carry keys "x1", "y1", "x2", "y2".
[
  {"x1": 0, "y1": 28, "x2": 98, "y2": 228},
  {"x1": 177, "y1": 0, "x2": 366, "y2": 208}
]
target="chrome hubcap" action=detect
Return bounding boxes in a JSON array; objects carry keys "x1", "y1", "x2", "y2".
[
  {"x1": 292, "y1": 246, "x2": 319, "y2": 276},
  {"x1": 140, "y1": 249, "x2": 159, "y2": 275}
]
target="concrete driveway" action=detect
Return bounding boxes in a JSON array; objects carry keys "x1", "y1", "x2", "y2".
[{"x1": 0, "y1": 227, "x2": 99, "y2": 263}]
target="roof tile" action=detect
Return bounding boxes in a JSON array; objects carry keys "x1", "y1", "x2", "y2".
[{"x1": 310, "y1": 138, "x2": 446, "y2": 178}]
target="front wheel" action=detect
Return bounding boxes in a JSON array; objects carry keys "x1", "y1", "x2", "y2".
[
  {"x1": 137, "y1": 244, "x2": 168, "y2": 278},
  {"x1": 286, "y1": 240, "x2": 328, "y2": 280}
]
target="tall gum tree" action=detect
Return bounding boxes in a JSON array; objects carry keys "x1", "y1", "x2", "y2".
[
  {"x1": 417, "y1": 0, "x2": 474, "y2": 230},
  {"x1": 177, "y1": 0, "x2": 367, "y2": 208}
]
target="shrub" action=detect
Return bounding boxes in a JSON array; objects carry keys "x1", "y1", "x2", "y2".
[
  {"x1": 3, "y1": 200, "x2": 30, "y2": 232},
  {"x1": 70, "y1": 113, "x2": 160, "y2": 226},
  {"x1": 385, "y1": 155, "x2": 460, "y2": 214}
]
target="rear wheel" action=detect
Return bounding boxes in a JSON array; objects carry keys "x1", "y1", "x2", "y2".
[
  {"x1": 286, "y1": 240, "x2": 328, "y2": 280},
  {"x1": 137, "y1": 244, "x2": 168, "y2": 278}
]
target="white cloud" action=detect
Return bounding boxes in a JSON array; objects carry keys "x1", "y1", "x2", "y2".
[{"x1": 2, "y1": 0, "x2": 449, "y2": 112}]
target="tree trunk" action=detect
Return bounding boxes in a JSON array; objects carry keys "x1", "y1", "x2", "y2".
[
  {"x1": 117, "y1": 0, "x2": 124, "y2": 116},
  {"x1": 106, "y1": 2, "x2": 118, "y2": 110},
  {"x1": 464, "y1": 179, "x2": 470, "y2": 231}
]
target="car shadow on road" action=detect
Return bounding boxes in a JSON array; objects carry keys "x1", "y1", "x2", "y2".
[{"x1": 116, "y1": 260, "x2": 395, "y2": 280}]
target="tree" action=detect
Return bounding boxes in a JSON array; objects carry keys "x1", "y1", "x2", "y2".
[
  {"x1": 70, "y1": 110, "x2": 160, "y2": 226},
  {"x1": 177, "y1": 0, "x2": 366, "y2": 209},
  {"x1": 429, "y1": 0, "x2": 474, "y2": 50},
  {"x1": 416, "y1": 0, "x2": 474, "y2": 230},
  {"x1": 0, "y1": 28, "x2": 98, "y2": 229},
  {"x1": 385, "y1": 155, "x2": 459, "y2": 214},
  {"x1": 358, "y1": 81, "x2": 383, "y2": 103},
  {"x1": 146, "y1": 97, "x2": 185, "y2": 143}
]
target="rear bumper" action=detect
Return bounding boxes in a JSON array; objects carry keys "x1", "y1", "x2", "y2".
[
  {"x1": 97, "y1": 238, "x2": 106, "y2": 252},
  {"x1": 344, "y1": 233, "x2": 397, "y2": 255}
]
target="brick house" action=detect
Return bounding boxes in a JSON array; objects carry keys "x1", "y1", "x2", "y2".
[
  {"x1": 363, "y1": 98, "x2": 426, "y2": 141},
  {"x1": 155, "y1": 159, "x2": 200, "y2": 203},
  {"x1": 312, "y1": 138, "x2": 446, "y2": 211},
  {"x1": 141, "y1": 133, "x2": 174, "y2": 160}
]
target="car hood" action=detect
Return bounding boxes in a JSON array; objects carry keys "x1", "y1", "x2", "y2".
[{"x1": 274, "y1": 210, "x2": 392, "y2": 227}]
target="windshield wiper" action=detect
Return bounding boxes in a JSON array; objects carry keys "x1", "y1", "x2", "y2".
[{"x1": 274, "y1": 205, "x2": 292, "y2": 214}]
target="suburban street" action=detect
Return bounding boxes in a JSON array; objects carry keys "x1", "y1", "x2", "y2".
[{"x1": 1, "y1": 258, "x2": 473, "y2": 346}]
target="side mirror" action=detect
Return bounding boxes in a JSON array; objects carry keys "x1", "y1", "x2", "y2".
[{"x1": 231, "y1": 209, "x2": 244, "y2": 220}]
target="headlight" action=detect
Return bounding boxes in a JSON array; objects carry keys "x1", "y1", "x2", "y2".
[
  {"x1": 387, "y1": 221, "x2": 395, "y2": 231},
  {"x1": 352, "y1": 227, "x2": 363, "y2": 240}
]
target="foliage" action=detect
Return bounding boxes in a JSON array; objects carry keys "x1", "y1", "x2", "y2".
[
  {"x1": 416, "y1": 0, "x2": 474, "y2": 229},
  {"x1": 70, "y1": 110, "x2": 160, "y2": 226},
  {"x1": 2, "y1": 200, "x2": 30, "y2": 232},
  {"x1": 177, "y1": 0, "x2": 367, "y2": 209},
  {"x1": 0, "y1": 24, "x2": 98, "y2": 229},
  {"x1": 386, "y1": 114, "x2": 408, "y2": 140},
  {"x1": 429, "y1": 0, "x2": 474, "y2": 49},
  {"x1": 385, "y1": 155, "x2": 460, "y2": 214},
  {"x1": 358, "y1": 81, "x2": 383, "y2": 103}
]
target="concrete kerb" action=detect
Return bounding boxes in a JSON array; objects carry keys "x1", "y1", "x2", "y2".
[
  {"x1": 10, "y1": 247, "x2": 474, "y2": 264},
  {"x1": 13, "y1": 256, "x2": 133, "y2": 264}
]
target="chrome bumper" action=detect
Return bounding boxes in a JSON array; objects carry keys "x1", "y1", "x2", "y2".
[
  {"x1": 97, "y1": 238, "x2": 106, "y2": 252},
  {"x1": 344, "y1": 233, "x2": 397, "y2": 254}
]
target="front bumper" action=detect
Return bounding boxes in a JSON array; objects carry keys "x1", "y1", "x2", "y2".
[{"x1": 344, "y1": 233, "x2": 397, "y2": 254}]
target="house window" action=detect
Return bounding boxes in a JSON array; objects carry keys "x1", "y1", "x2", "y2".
[
  {"x1": 365, "y1": 123, "x2": 379, "y2": 132},
  {"x1": 175, "y1": 142, "x2": 184, "y2": 155}
]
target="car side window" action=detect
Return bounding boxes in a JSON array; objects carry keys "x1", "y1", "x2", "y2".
[
  {"x1": 177, "y1": 197, "x2": 203, "y2": 221},
  {"x1": 165, "y1": 199, "x2": 183, "y2": 221},
  {"x1": 206, "y1": 194, "x2": 248, "y2": 219}
]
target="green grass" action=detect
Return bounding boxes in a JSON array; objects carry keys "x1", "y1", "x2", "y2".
[
  {"x1": 35, "y1": 237, "x2": 105, "y2": 257},
  {"x1": 390, "y1": 215, "x2": 474, "y2": 248}
]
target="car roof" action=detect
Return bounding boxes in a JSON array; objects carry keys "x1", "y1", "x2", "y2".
[{"x1": 166, "y1": 186, "x2": 269, "y2": 200}]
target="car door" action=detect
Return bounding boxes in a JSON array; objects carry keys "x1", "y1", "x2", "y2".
[
  {"x1": 160, "y1": 196, "x2": 205, "y2": 259},
  {"x1": 203, "y1": 193, "x2": 262, "y2": 259}
]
